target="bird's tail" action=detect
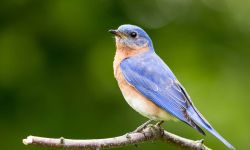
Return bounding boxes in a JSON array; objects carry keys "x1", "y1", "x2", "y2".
[{"x1": 188, "y1": 107, "x2": 236, "y2": 150}]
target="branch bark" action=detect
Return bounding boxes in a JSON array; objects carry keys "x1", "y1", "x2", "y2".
[{"x1": 23, "y1": 124, "x2": 211, "y2": 150}]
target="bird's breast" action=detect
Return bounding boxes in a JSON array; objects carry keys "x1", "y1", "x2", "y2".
[{"x1": 113, "y1": 53, "x2": 175, "y2": 121}]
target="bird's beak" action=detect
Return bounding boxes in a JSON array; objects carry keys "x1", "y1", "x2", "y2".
[{"x1": 108, "y1": 29, "x2": 122, "y2": 38}]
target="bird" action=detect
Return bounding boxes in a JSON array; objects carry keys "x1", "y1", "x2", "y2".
[{"x1": 109, "y1": 24, "x2": 235, "y2": 150}]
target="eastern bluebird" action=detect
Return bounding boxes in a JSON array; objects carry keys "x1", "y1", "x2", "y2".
[{"x1": 109, "y1": 24, "x2": 235, "y2": 150}]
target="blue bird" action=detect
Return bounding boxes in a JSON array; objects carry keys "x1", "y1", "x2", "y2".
[{"x1": 109, "y1": 24, "x2": 235, "y2": 150}]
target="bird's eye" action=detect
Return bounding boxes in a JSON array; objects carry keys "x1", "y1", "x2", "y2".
[{"x1": 130, "y1": 32, "x2": 137, "y2": 38}]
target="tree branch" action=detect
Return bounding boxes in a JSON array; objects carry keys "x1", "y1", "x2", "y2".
[{"x1": 23, "y1": 124, "x2": 211, "y2": 150}]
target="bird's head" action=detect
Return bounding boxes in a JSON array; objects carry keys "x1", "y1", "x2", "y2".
[{"x1": 109, "y1": 24, "x2": 153, "y2": 50}]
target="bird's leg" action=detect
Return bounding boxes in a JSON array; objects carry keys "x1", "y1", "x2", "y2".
[
  {"x1": 133, "y1": 119, "x2": 154, "y2": 133},
  {"x1": 126, "y1": 120, "x2": 154, "y2": 139},
  {"x1": 195, "y1": 139, "x2": 204, "y2": 144},
  {"x1": 155, "y1": 120, "x2": 164, "y2": 127}
]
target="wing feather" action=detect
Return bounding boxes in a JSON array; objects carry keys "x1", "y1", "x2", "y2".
[{"x1": 120, "y1": 51, "x2": 205, "y2": 135}]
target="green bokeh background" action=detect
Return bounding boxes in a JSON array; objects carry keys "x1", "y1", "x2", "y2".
[{"x1": 0, "y1": 0, "x2": 249, "y2": 150}]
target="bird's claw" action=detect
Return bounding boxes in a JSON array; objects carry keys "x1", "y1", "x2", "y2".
[
  {"x1": 196, "y1": 139, "x2": 204, "y2": 144},
  {"x1": 155, "y1": 120, "x2": 164, "y2": 127},
  {"x1": 133, "y1": 119, "x2": 153, "y2": 133}
]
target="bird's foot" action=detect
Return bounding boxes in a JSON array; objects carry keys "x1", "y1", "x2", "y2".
[
  {"x1": 195, "y1": 139, "x2": 204, "y2": 144},
  {"x1": 133, "y1": 119, "x2": 153, "y2": 133},
  {"x1": 155, "y1": 120, "x2": 164, "y2": 127}
]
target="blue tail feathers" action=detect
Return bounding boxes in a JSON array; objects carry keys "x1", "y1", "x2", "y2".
[{"x1": 188, "y1": 108, "x2": 235, "y2": 150}]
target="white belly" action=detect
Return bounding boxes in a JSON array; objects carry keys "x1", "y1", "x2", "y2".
[{"x1": 121, "y1": 87, "x2": 175, "y2": 121}]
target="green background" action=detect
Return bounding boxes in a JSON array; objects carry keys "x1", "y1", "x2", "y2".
[{"x1": 0, "y1": 0, "x2": 249, "y2": 149}]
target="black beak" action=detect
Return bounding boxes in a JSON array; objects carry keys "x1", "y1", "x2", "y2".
[
  {"x1": 108, "y1": 29, "x2": 121, "y2": 37},
  {"x1": 108, "y1": 29, "x2": 117, "y2": 35}
]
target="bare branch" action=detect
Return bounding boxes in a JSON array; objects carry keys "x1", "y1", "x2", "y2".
[{"x1": 23, "y1": 124, "x2": 211, "y2": 150}]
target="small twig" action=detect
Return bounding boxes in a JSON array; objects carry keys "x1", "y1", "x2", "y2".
[{"x1": 23, "y1": 124, "x2": 211, "y2": 150}]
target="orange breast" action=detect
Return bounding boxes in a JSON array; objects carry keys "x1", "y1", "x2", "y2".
[{"x1": 113, "y1": 47, "x2": 175, "y2": 121}]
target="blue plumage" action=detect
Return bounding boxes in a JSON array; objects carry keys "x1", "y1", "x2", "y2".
[
  {"x1": 111, "y1": 24, "x2": 235, "y2": 150},
  {"x1": 120, "y1": 48, "x2": 235, "y2": 150}
]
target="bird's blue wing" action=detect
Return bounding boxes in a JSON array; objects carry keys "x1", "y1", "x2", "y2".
[
  {"x1": 120, "y1": 51, "x2": 235, "y2": 150},
  {"x1": 120, "y1": 51, "x2": 204, "y2": 132}
]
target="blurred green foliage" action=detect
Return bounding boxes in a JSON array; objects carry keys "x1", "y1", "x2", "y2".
[{"x1": 0, "y1": 0, "x2": 249, "y2": 149}]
